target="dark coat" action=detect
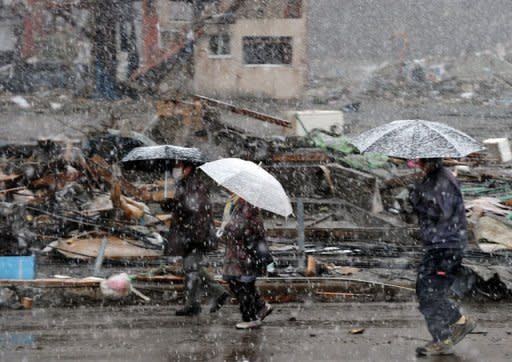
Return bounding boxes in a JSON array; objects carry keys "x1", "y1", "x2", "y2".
[
  {"x1": 409, "y1": 166, "x2": 468, "y2": 250},
  {"x1": 221, "y1": 200, "x2": 267, "y2": 279},
  {"x1": 165, "y1": 170, "x2": 215, "y2": 256}
]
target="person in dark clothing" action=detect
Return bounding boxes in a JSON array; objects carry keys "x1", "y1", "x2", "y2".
[
  {"x1": 409, "y1": 158, "x2": 476, "y2": 356},
  {"x1": 219, "y1": 196, "x2": 272, "y2": 329},
  {"x1": 165, "y1": 161, "x2": 228, "y2": 316}
]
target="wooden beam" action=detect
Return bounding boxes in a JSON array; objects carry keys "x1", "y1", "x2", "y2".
[
  {"x1": 194, "y1": 95, "x2": 292, "y2": 128},
  {"x1": 0, "y1": 278, "x2": 100, "y2": 288},
  {"x1": 272, "y1": 151, "x2": 330, "y2": 162}
]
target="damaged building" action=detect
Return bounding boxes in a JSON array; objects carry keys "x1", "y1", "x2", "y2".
[{"x1": 0, "y1": 0, "x2": 307, "y2": 99}]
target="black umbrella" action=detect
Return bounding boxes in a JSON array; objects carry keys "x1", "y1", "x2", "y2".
[
  {"x1": 121, "y1": 145, "x2": 205, "y2": 164},
  {"x1": 121, "y1": 145, "x2": 206, "y2": 198}
]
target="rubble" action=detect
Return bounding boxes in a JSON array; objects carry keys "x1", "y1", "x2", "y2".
[
  {"x1": 0, "y1": 0, "x2": 512, "y2": 314},
  {"x1": 1, "y1": 92, "x2": 512, "y2": 307}
]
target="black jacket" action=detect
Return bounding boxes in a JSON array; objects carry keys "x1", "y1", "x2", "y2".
[
  {"x1": 409, "y1": 166, "x2": 467, "y2": 250},
  {"x1": 165, "y1": 170, "x2": 215, "y2": 256}
]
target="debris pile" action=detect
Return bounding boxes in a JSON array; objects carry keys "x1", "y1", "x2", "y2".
[
  {"x1": 363, "y1": 52, "x2": 512, "y2": 103},
  {"x1": 1, "y1": 95, "x2": 512, "y2": 306}
]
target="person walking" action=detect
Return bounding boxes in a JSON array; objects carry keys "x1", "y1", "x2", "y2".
[
  {"x1": 165, "y1": 160, "x2": 229, "y2": 316},
  {"x1": 219, "y1": 196, "x2": 272, "y2": 329},
  {"x1": 409, "y1": 158, "x2": 476, "y2": 356}
]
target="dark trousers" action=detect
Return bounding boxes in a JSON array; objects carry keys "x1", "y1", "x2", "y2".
[
  {"x1": 416, "y1": 248, "x2": 463, "y2": 341},
  {"x1": 228, "y1": 279, "x2": 265, "y2": 322},
  {"x1": 183, "y1": 252, "x2": 226, "y2": 308}
]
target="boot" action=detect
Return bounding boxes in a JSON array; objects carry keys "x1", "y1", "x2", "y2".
[
  {"x1": 175, "y1": 305, "x2": 201, "y2": 316},
  {"x1": 235, "y1": 320, "x2": 262, "y2": 330},
  {"x1": 450, "y1": 316, "x2": 476, "y2": 345},
  {"x1": 256, "y1": 302, "x2": 273, "y2": 321},
  {"x1": 209, "y1": 292, "x2": 230, "y2": 313},
  {"x1": 416, "y1": 338, "x2": 454, "y2": 356}
]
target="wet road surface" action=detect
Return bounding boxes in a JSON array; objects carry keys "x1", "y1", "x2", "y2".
[{"x1": 1, "y1": 302, "x2": 511, "y2": 361}]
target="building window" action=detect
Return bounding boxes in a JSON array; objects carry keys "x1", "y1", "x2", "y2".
[
  {"x1": 209, "y1": 34, "x2": 231, "y2": 56},
  {"x1": 242, "y1": 36, "x2": 293, "y2": 65}
]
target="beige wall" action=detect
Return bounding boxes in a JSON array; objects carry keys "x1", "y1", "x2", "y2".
[{"x1": 193, "y1": 17, "x2": 307, "y2": 99}]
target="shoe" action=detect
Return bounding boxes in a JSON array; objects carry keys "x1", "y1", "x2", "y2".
[
  {"x1": 175, "y1": 305, "x2": 201, "y2": 316},
  {"x1": 256, "y1": 303, "x2": 273, "y2": 321},
  {"x1": 235, "y1": 320, "x2": 262, "y2": 330},
  {"x1": 450, "y1": 316, "x2": 477, "y2": 345},
  {"x1": 416, "y1": 339, "x2": 454, "y2": 356},
  {"x1": 209, "y1": 292, "x2": 230, "y2": 313}
]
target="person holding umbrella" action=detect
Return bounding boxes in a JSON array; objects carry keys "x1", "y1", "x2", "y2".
[
  {"x1": 409, "y1": 158, "x2": 476, "y2": 356},
  {"x1": 122, "y1": 145, "x2": 229, "y2": 316},
  {"x1": 218, "y1": 195, "x2": 273, "y2": 329},
  {"x1": 199, "y1": 158, "x2": 293, "y2": 329},
  {"x1": 166, "y1": 159, "x2": 229, "y2": 316},
  {"x1": 351, "y1": 120, "x2": 484, "y2": 356}
]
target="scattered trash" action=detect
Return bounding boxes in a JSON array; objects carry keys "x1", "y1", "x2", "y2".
[
  {"x1": 341, "y1": 102, "x2": 361, "y2": 113},
  {"x1": 50, "y1": 102, "x2": 63, "y2": 110},
  {"x1": 0, "y1": 287, "x2": 23, "y2": 310},
  {"x1": 350, "y1": 328, "x2": 365, "y2": 335},
  {"x1": 10, "y1": 96, "x2": 30, "y2": 109},
  {"x1": 21, "y1": 297, "x2": 33, "y2": 310},
  {"x1": 100, "y1": 273, "x2": 150, "y2": 302}
]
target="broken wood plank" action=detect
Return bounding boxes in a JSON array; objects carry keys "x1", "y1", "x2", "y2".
[
  {"x1": 0, "y1": 186, "x2": 26, "y2": 194},
  {"x1": 31, "y1": 171, "x2": 81, "y2": 188},
  {"x1": 194, "y1": 95, "x2": 292, "y2": 128},
  {"x1": 0, "y1": 278, "x2": 101, "y2": 288},
  {"x1": 133, "y1": 275, "x2": 183, "y2": 283},
  {"x1": 88, "y1": 154, "x2": 141, "y2": 197},
  {"x1": 0, "y1": 174, "x2": 22, "y2": 182},
  {"x1": 272, "y1": 151, "x2": 330, "y2": 162},
  {"x1": 50, "y1": 236, "x2": 161, "y2": 260}
]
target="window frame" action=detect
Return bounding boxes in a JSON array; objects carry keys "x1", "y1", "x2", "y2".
[
  {"x1": 207, "y1": 33, "x2": 232, "y2": 58},
  {"x1": 242, "y1": 36, "x2": 293, "y2": 66}
]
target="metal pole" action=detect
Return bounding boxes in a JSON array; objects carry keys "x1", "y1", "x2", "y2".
[
  {"x1": 296, "y1": 198, "x2": 305, "y2": 271},
  {"x1": 164, "y1": 169, "x2": 168, "y2": 199},
  {"x1": 93, "y1": 238, "x2": 109, "y2": 276}
]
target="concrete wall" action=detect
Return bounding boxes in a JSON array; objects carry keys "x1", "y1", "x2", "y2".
[
  {"x1": 307, "y1": 0, "x2": 512, "y2": 82},
  {"x1": 193, "y1": 17, "x2": 307, "y2": 99}
]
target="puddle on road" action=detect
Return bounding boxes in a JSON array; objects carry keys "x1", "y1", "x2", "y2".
[{"x1": 0, "y1": 333, "x2": 36, "y2": 349}]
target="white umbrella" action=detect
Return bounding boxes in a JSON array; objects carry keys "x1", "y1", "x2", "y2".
[
  {"x1": 199, "y1": 158, "x2": 293, "y2": 217},
  {"x1": 350, "y1": 119, "x2": 485, "y2": 159}
]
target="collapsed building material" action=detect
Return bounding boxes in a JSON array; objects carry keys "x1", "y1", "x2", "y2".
[
  {"x1": 329, "y1": 164, "x2": 383, "y2": 213},
  {"x1": 149, "y1": 99, "x2": 208, "y2": 147},
  {"x1": 265, "y1": 198, "x2": 416, "y2": 244},
  {"x1": 473, "y1": 215, "x2": 512, "y2": 252},
  {"x1": 45, "y1": 235, "x2": 162, "y2": 260},
  {"x1": 466, "y1": 197, "x2": 512, "y2": 217}
]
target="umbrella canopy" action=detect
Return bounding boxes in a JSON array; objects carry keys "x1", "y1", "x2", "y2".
[
  {"x1": 199, "y1": 158, "x2": 293, "y2": 217},
  {"x1": 350, "y1": 119, "x2": 485, "y2": 159},
  {"x1": 121, "y1": 145, "x2": 205, "y2": 164}
]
